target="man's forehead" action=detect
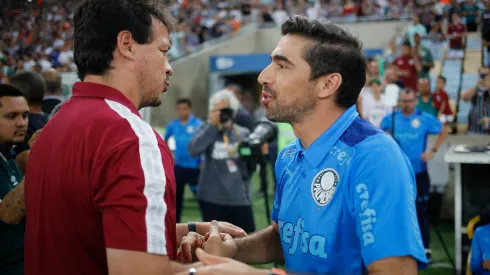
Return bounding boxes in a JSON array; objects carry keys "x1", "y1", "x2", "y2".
[
  {"x1": 152, "y1": 18, "x2": 171, "y2": 46},
  {"x1": 272, "y1": 35, "x2": 309, "y2": 60}
]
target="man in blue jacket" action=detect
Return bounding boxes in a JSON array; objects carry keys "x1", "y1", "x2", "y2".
[{"x1": 165, "y1": 98, "x2": 203, "y2": 222}]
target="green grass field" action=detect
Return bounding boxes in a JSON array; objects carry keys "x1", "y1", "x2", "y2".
[{"x1": 180, "y1": 167, "x2": 456, "y2": 275}]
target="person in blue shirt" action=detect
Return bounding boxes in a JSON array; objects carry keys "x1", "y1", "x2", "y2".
[
  {"x1": 380, "y1": 88, "x2": 449, "y2": 263},
  {"x1": 164, "y1": 98, "x2": 203, "y2": 223},
  {"x1": 177, "y1": 16, "x2": 427, "y2": 275},
  {"x1": 471, "y1": 224, "x2": 490, "y2": 275}
]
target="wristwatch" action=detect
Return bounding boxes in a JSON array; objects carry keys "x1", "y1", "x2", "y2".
[
  {"x1": 188, "y1": 267, "x2": 196, "y2": 275},
  {"x1": 431, "y1": 147, "x2": 438, "y2": 153},
  {"x1": 187, "y1": 221, "x2": 197, "y2": 233}
]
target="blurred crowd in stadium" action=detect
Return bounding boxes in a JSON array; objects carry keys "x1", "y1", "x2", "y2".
[{"x1": 1, "y1": 0, "x2": 419, "y2": 82}]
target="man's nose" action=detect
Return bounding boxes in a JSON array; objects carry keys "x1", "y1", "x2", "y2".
[
  {"x1": 258, "y1": 65, "x2": 272, "y2": 86},
  {"x1": 166, "y1": 60, "x2": 173, "y2": 77}
]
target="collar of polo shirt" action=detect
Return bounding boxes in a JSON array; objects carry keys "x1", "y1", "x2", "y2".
[{"x1": 295, "y1": 105, "x2": 359, "y2": 168}]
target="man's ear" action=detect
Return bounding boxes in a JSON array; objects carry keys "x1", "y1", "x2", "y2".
[
  {"x1": 116, "y1": 30, "x2": 136, "y2": 61},
  {"x1": 317, "y1": 73, "x2": 342, "y2": 99}
]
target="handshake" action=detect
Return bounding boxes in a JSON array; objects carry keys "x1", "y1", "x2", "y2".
[
  {"x1": 177, "y1": 220, "x2": 242, "y2": 263},
  {"x1": 175, "y1": 221, "x2": 267, "y2": 275}
]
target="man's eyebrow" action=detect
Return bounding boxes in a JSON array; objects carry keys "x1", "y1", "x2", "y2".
[{"x1": 271, "y1": 54, "x2": 295, "y2": 66}]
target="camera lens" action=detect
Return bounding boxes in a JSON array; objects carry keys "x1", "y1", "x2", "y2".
[{"x1": 219, "y1": 107, "x2": 234, "y2": 123}]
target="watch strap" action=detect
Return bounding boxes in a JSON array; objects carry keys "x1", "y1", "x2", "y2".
[{"x1": 187, "y1": 221, "x2": 197, "y2": 233}]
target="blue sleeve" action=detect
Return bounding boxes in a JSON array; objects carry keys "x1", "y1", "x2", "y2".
[
  {"x1": 271, "y1": 149, "x2": 286, "y2": 223},
  {"x1": 424, "y1": 114, "x2": 443, "y2": 135},
  {"x1": 380, "y1": 113, "x2": 393, "y2": 132},
  {"x1": 164, "y1": 122, "x2": 173, "y2": 140},
  {"x1": 349, "y1": 135, "x2": 427, "y2": 267},
  {"x1": 471, "y1": 229, "x2": 485, "y2": 273}
]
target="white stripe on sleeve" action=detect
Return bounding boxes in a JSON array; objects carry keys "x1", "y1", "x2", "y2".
[{"x1": 105, "y1": 99, "x2": 168, "y2": 255}]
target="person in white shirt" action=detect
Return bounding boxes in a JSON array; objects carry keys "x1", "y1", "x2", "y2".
[
  {"x1": 362, "y1": 78, "x2": 392, "y2": 128},
  {"x1": 57, "y1": 45, "x2": 74, "y2": 65}
]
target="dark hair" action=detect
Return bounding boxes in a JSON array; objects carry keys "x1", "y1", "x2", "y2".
[
  {"x1": 73, "y1": 0, "x2": 176, "y2": 80},
  {"x1": 9, "y1": 72, "x2": 45, "y2": 106},
  {"x1": 42, "y1": 69, "x2": 62, "y2": 95},
  {"x1": 402, "y1": 41, "x2": 412, "y2": 48},
  {"x1": 176, "y1": 98, "x2": 192, "y2": 107},
  {"x1": 0, "y1": 84, "x2": 25, "y2": 108},
  {"x1": 281, "y1": 16, "x2": 366, "y2": 109},
  {"x1": 400, "y1": 88, "x2": 417, "y2": 97},
  {"x1": 437, "y1": 75, "x2": 447, "y2": 83}
]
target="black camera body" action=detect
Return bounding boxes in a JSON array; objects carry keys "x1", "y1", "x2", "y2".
[
  {"x1": 219, "y1": 107, "x2": 234, "y2": 124},
  {"x1": 238, "y1": 120, "x2": 279, "y2": 170}
]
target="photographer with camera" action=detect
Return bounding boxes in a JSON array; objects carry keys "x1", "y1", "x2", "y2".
[
  {"x1": 461, "y1": 67, "x2": 490, "y2": 135},
  {"x1": 188, "y1": 89, "x2": 255, "y2": 233}
]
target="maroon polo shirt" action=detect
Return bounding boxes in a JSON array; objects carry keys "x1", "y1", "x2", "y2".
[{"x1": 24, "y1": 82, "x2": 177, "y2": 274}]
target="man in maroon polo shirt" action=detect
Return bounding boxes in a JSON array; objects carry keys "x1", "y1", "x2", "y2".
[{"x1": 23, "y1": 1, "x2": 245, "y2": 275}]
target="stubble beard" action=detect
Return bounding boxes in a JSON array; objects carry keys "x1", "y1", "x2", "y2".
[{"x1": 265, "y1": 97, "x2": 316, "y2": 124}]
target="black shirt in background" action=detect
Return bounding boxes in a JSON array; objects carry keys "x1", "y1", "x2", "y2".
[{"x1": 42, "y1": 96, "x2": 63, "y2": 116}]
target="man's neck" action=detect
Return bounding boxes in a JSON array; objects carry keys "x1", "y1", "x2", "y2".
[
  {"x1": 45, "y1": 92, "x2": 62, "y2": 98},
  {"x1": 373, "y1": 93, "x2": 382, "y2": 101},
  {"x1": 402, "y1": 110, "x2": 415, "y2": 117},
  {"x1": 84, "y1": 74, "x2": 140, "y2": 110},
  {"x1": 420, "y1": 94, "x2": 430, "y2": 102},
  {"x1": 30, "y1": 105, "x2": 43, "y2": 114},
  {"x1": 180, "y1": 116, "x2": 190, "y2": 124},
  {"x1": 291, "y1": 106, "x2": 344, "y2": 150}
]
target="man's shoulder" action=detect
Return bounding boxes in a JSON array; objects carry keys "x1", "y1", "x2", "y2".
[
  {"x1": 475, "y1": 224, "x2": 490, "y2": 236},
  {"x1": 338, "y1": 117, "x2": 385, "y2": 149}
]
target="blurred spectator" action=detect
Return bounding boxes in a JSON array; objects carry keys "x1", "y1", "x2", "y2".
[
  {"x1": 428, "y1": 23, "x2": 446, "y2": 61},
  {"x1": 381, "y1": 88, "x2": 449, "y2": 263},
  {"x1": 481, "y1": 1, "x2": 490, "y2": 61},
  {"x1": 188, "y1": 89, "x2": 255, "y2": 233},
  {"x1": 447, "y1": 13, "x2": 467, "y2": 59},
  {"x1": 417, "y1": 78, "x2": 438, "y2": 118},
  {"x1": 470, "y1": 223, "x2": 490, "y2": 275},
  {"x1": 406, "y1": 15, "x2": 427, "y2": 46},
  {"x1": 164, "y1": 98, "x2": 203, "y2": 223},
  {"x1": 41, "y1": 69, "x2": 63, "y2": 115},
  {"x1": 393, "y1": 41, "x2": 422, "y2": 91},
  {"x1": 384, "y1": 68, "x2": 403, "y2": 107},
  {"x1": 382, "y1": 39, "x2": 401, "y2": 67},
  {"x1": 413, "y1": 33, "x2": 434, "y2": 79},
  {"x1": 461, "y1": 67, "x2": 490, "y2": 135},
  {"x1": 361, "y1": 78, "x2": 391, "y2": 128},
  {"x1": 432, "y1": 76, "x2": 454, "y2": 124},
  {"x1": 445, "y1": 0, "x2": 463, "y2": 23},
  {"x1": 416, "y1": 2, "x2": 433, "y2": 33},
  {"x1": 8, "y1": 72, "x2": 49, "y2": 174},
  {"x1": 464, "y1": 0, "x2": 480, "y2": 32},
  {"x1": 225, "y1": 84, "x2": 255, "y2": 131}
]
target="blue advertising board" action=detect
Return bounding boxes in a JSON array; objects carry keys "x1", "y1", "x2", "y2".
[{"x1": 209, "y1": 49, "x2": 383, "y2": 74}]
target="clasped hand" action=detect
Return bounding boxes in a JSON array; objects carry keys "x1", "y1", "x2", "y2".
[{"x1": 177, "y1": 220, "x2": 241, "y2": 263}]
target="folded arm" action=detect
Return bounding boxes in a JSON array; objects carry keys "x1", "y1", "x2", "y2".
[{"x1": 0, "y1": 179, "x2": 25, "y2": 224}]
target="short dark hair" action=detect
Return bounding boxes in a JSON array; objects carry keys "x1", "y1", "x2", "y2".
[
  {"x1": 9, "y1": 72, "x2": 45, "y2": 106},
  {"x1": 402, "y1": 41, "x2": 412, "y2": 48},
  {"x1": 42, "y1": 69, "x2": 62, "y2": 95},
  {"x1": 73, "y1": 0, "x2": 176, "y2": 80},
  {"x1": 437, "y1": 75, "x2": 447, "y2": 83},
  {"x1": 281, "y1": 16, "x2": 366, "y2": 109},
  {"x1": 400, "y1": 88, "x2": 417, "y2": 97},
  {"x1": 176, "y1": 98, "x2": 192, "y2": 107},
  {"x1": 0, "y1": 84, "x2": 25, "y2": 108}
]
